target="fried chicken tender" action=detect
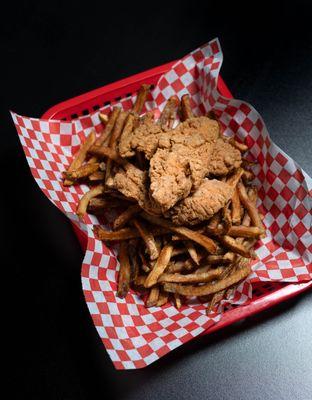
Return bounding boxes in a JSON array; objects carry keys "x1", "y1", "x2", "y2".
[
  {"x1": 168, "y1": 179, "x2": 234, "y2": 225},
  {"x1": 118, "y1": 114, "x2": 163, "y2": 159},
  {"x1": 112, "y1": 164, "x2": 161, "y2": 215},
  {"x1": 149, "y1": 117, "x2": 241, "y2": 211}
]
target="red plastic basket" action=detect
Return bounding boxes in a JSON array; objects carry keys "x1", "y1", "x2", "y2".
[{"x1": 42, "y1": 61, "x2": 312, "y2": 335}]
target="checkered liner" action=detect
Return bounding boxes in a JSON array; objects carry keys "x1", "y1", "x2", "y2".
[{"x1": 12, "y1": 38, "x2": 311, "y2": 370}]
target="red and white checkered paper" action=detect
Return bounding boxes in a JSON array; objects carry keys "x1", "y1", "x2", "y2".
[{"x1": 12, "y1": 38, "x2": 311, "y2": 369}]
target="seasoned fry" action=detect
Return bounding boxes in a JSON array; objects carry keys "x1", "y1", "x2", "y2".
[
  {"x1": 229, "y1": 137, "x2": 248, "y2": 153},
  {"x1": 141, "y1": 213, "x2": 217, "y2": 254},
  {"x1": 184, "y1": 240, "x2": 199, "y2": 265},
  {"x1": 227, "y1": 225, "x2": 264, "y2": 238},
  {"x1": 88, "y1": 145, "x2": 129, "y2": 166},
  {"x1": 208, "y1": 212, "x2": 221, "y2": 230},
  {"x1": 117, "y1": 241, "x2": 131, "y2": 298},
  {"x1": 219, "y1": 235, "x2": 251, "y2": 257},
  {"x1": 180, "y1": 94, "x2": 193, "y2": 120},
  {"x1": 133, "y1": 219, "x2": 160, "y2": 260},
  {"x1": 95, "y1": 107, "x2": 120, "y2": 147},
  {"x1": 113, "y1": 204, "x2": 141, "y2": 230},
  {"x1": 174, "y1": 293, "x2": 182, "y2": 309},
  {"x1": 87, "y1": 197, "x2": 128, "y2": 213},
  {"x1": 94, "y1": 225, "x2": 169, "y2": 241},
  {"x1": 64, "y1": 130, "x2": 96, "y2": 186},
  {"x1": 226, "y1": 168, "x2": 244, "y2": 188},
  {"x1": 237, "y1": 181, "x2": 265, "y2": 233},
  {"x1": 172, "y1": 247, "x2": 188, "y2": 257},
  {"x1": 145, "y1": 244, "x2": 174, "y2": 288},
  {"x1": 231, "y1": 188, "x2": 242, "y2": 225},
  {"x1": 242, "y1": 169, "x2": 254, "y2": 182},
  {"x1": 222, "y1": 201, "x2": 232, "y2": 233},
  {"x1": 138, "y1": 251, "x2": 151, "y2": 273},
  {"x1": 105, "y1": 111, "x2": 129, "y2": 184},
  {"x1": 146, "y1": 286, "x2": 160, "y2": 307},
  {"x1": 88, "y1": 171, "x2": 106, "y2": 181},
  {"x1": 159, "y1": 267, "x2": 225, "y2": 284},
  {"x1": 156, "y1": 290, "x2": 169, "y2": 307},
  {"x1": 65, "y1": 162, "x2": 100, "y2": 180},
  {"x1": 118, "y1": 113, "x2": 138, "y2": 158},
  {"x1": 133, "y1": 275, "x2": 147, "y2": 287},
  {"x1": 77, "y1": 184, "x2": 104, "y2": 218},
  {"x1": 163, "y1": 258, "x2": 251, "y2": 296},
  {"x1": 159, "y1": 95, "x2": 179, "y2": 130},
  {"x1": 206, "y1": 252, "x2": 235, "y2": 265},
  {"x1": 132, "y1": 84, "x2": 151, "y2": 115},
  {"x1": 99, "y1": 113, "x2": 109, "y2": 123},
  {"x1": 206, "y1": 290, "x2": 226, "y2": 314},
  {"x1": 166, "y1": 259, "x2": 194, "y2": 273}
]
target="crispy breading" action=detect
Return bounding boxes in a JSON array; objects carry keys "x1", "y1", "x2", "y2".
[
  {"x1": 168, "y1": 179, "x2": 234, "y2": 225},
  {"x1": 148, "y1": 117, "x2": 240, "y2": 210}
]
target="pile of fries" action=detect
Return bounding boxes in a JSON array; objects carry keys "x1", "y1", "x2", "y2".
[{"x1": 62, "y1": 85, "x2": 265, "y2": 313}]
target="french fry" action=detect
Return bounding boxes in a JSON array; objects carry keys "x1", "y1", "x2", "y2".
[
  {"x1": 174, "y1": 293, "x2": 182, "y2": 309},
  {"x1": 156, "y1": 290, "x2": 169, "y2": 307},
  {"x1": 163, "y1": 258, "x2": 251, "y2": 296},
  {"x1": 222, "y1": 201, "x2": 232, "y2": 233},
  {"x1": 229, "y1": 137, "x2": 248, "y2": 153},
  {"x1": 180, "y1": 94, "x2": 193, "y2": 120},
  {"x1": 132, "y1": 219, "x2": 160, "y2": 260},
  {"x1": 64, "y1": 130, "x2": 96, "y2": 186},
  {"x1": 77, "y1": 184, "x2": 104, "y2": 218},
  {"x1": 146, "y1": 286, "x2": 160, "y2": 307},
  {"x1": 138, "y1": 251, "x2": 151, "y2": 273},
  {"x1": 159, "y1": 95, "x2": 179, "y2": 130},
  {"x1": 172, "y1": 247, "x2": 188, "y2": 257},
  {"x1": 208, "y1": 212, "x2": 221, "y2": 230},
  {"x1": 118, "y1": 113, "x2": 138, "y2": 158},
  {"x1": 219, "y1": 235, "x2": 251, "y2": 257},
  {"x1": 231, "y1": 188, "x2": 242, "y2": 225},
  {"x1": 133, "y1": 275, "x2": 147, "y2": 287},
  {"x1": 87, "y1": 197, "x2": 128, "y2": 213},
  {"x1": 117, "y1": 241, "x2": 131, "y2": 298},
  {"x1": 206, "y1": 252, "x2": 235, "y2": 265},
  {"x1": 88, "y1": 145, "x2": 129, "y2": 166},
  {"x1": 145, "y1": 244, "x2": 173, "y2": 288},
  {"x1": 65, "y1": 162, "x2": 100, "y2": 180},
  {"x1": 226, "y1": 168, "x2": 244, "y2": 188},
  {"x1": 158, "y1": 267, "x2": 225, "y2": 284},
  {"x1": 88, "y1": 171, "x2": 106, "y2": 181},
  {"x1": 105, "y1": 111, "x2": 129, "y2": 185},
  {"x1": 94, "y1": 225, "x2": 170, "y2": 241},
  {"x1": 237, "y1": 181, "x2": 265, "y2": 234},
  {"x1": 141, "y1": 213, "x2": 218, "y2": 254},
  {"x1": 99, "y1": 113, "x2": 109, "y2": 123},
  {"x1": 242, "y1": 169, "x2": 254, "y2": 183},
  {"x1": 132, "y1": 84, "x2": 151, "y2": 115},
  {"x1": 184, "y1": 240, "x2": 200, "y2": 265},
  {"x1": 206, "y1": 290, "x2": 226, "y2": 314},
  {"x1": 113, "y1": 204, "x2": 141, "y2": 230},
  {"x1": 128, "y1": 241, "x2": 140, "y2": 282},
  {"x1": 95, "y1": 107, "x2": 120, "y2": 147},
  {"x1": 166, "y1": 259, "x2": 194, "y2": 273},
  {"x1": 227, "y1": 225, "x2": 264, "y2": 238}
]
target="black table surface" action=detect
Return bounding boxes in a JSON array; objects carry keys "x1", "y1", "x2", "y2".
[{"x1": 3, "y1": 2, "x2": 312, "y2": 399}]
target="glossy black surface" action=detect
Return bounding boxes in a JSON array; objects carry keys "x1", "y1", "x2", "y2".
[{"x1": 3, "y1": 2, "x2": 312, "y2": 399}]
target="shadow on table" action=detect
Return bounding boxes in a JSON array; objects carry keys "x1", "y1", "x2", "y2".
[{"x1": 70, "y1": 286, "x2": 311, "y2": 399}]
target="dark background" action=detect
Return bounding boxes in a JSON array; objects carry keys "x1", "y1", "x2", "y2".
[{"x1": 3, "y1": 1, "x2": 312, "y2": 399}]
